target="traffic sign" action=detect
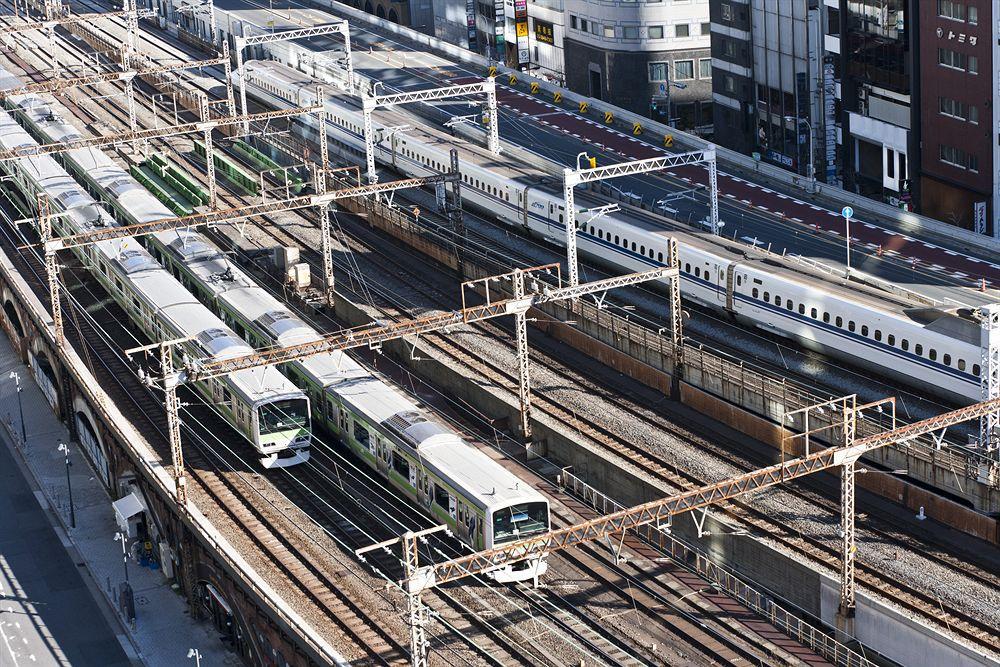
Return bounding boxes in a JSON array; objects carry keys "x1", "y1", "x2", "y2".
[
  {"x1": 664, "y1": 134, "x2": 674, "y2": 148},
  {"x1": 488, "y1": 65, "x2": 497, "y2": 77},
  {"x1": 509, "y1": 74, "x2": 518, "y2": 85},
  {"x1": 553, "y1": 91, "x2": 562, "y2": 103},
  {"x1": 530, "y1": 82, "x2": 539, "y2": 93},
  {"x1": 579, "y1": 101, "x2": 589, "y2": 113},
  {"x1": 603, "y1": 111, "x2": 613, "y2": 124},
  {"x1": 841, "y1": 206, "x2": 853, "y2": 219},
  {"x1": 659, "y1": 83, "x2": 666, "y2": 94},
  {"x1": 632, "y1": 122, "x2": 642, "y2": 135}
]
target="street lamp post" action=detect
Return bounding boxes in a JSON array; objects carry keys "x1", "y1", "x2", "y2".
[
  {"x1": 8, "y1": 370, "x2": 25, "y2": 444},
  {"x1": 114, "y1": 531, "x2": 130, "y2": 583},
  {"x1": 784, "y1": 115, "x2": 815, "y2": 192},
  {"x1": 57, "y1": 442, "x2": 74, "y2": 528},
  {"x1": 187, "y1": 648, "x2": 202, "y2": 666}
]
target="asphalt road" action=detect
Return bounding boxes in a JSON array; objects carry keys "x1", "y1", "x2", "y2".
[{"x1": 0, "y1": 438, "x2": 131, "y2": 667}]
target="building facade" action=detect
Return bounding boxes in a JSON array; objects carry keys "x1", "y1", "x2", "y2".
[
  {"x1": 711, "y1": 0, "x2": 835, "y2": 183},
  {"x1": 916, "y1": 0, "x2": 996, "y2": 235},
  {"x1": 562, "y1": 0, "x2": 713, "y2": 130}
]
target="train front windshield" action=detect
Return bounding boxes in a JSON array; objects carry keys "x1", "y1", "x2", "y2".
[
  {"x1": 492, "y1": 502, "x2": 549, "y2": 544},
  {"x1": 257, "y1": 399, "x2": 310, "y2": 435}
]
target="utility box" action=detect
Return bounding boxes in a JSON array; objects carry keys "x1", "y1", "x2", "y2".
[
  {"x1": 287, "y1": 263, "x2": 311, "y2": 290},
  {"x1": 273, "y1": 246, "x2": 300, "y2": 274}
]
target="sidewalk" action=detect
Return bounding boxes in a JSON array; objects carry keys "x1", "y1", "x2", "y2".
[{"x1": 0, "y1": 332, "x2": 237, "y2": 667}]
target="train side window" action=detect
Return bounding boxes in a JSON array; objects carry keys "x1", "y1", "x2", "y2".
[
  {"x1": 598, "y1": 229, "x2": 604, "y2": 239},
  {"x1": 774, "y1": 294, "x2": 781, "y2": 305},
  {"x1": 658, "y1": 252, "x2": 663, "y2": 262},
  {"x1": 901, "y1": 339, "x2": 909, "y2": 351},
  {"x1": 958, "y1": 359, "x2": 966, "y2": 371},
  {"x1": 622, "y1": 237, "x2": 628, "y2": 247},
  {"x1": 354, "y1": 422, "x2": 371, "y2": 451},
  {"x1": 696, "y1": 268, "x2": 702, "y2": 278},
  {"x1": 640, "y1": 245, "x2": 645, "y2": 255},
  {"x1": 763, "y1": 291, "x2": 769, "y2": 301},
  {"x1": 811, "y1": 308, "x2": 818, "y2": 319},
  {"x1": 887, "y1": 334, "x2": 895, "y2": 346},
  {"x1": 943, "y1": 354, "x2": 951, "y2": 366},
  {"x1": 973, "y1": 363, "x2": 981, "y2": 376},
  {"x1": 391, "y1": 451, "x2": 409, "y2": 478},
  {"x1": 874, "y1": 330, "x2": 882, "y2": 341},
  {"x1": 615, "y1": 235, "x2": 620, "y2": 244},
  {"x1": 848, "y1": 321, "x2": 855, "y2": 332},
  {"x1": 685, "y1": 263, "x2": 691, "y2": 273},
  {"x1": 736, "y1": 275, "x2": 742, "y2": 286},
  {"x1": 752, "y1": 288, "x2": 759, "y2": 299},
  {"x1": 915, "y1": 344, "x2": 923, "y2": 356},
  {"x1": 861, "y1": 325, "x2": 869, "y2": 336},
  {"x1": 590, "y1": 226, "x2": 595, "y2": 234},
  {"x1": 786, "y1": 300, "x2": 794, "y2": 310},
  {"x1": 433, "y1": 483, "x2": 450, "y2": 510},
  {"x1": 631, "y1": 242, "x2": 637, "y2": 251},
  {"x1": 835, "y1": 316, "x2": 843, "y2": 327},
  {"x1": 822, "y1": 312, "x2": 830, "y2": 324},
  {"x1": 559, "y1": 215, "x2": 563, "y2": 223},
  {"x1": 798, "y1": 304, "x2": 805, "y2": 315},
  {"x1": 929, "y1": 349, "x2": 937, "y2": 361}
]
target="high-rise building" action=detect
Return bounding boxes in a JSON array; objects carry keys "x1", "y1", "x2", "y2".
[
  {"x1": 916, "y1": 0, "x2": 997, "y2": 235},
  {"x1": 710, "y1": 1, "x2": 835, "y2": 184},
  {"x1": 561, "y1": 0, "x2": 713, "y2": 130}
]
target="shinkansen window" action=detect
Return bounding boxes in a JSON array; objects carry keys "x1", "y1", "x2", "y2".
[
  {"x1": 752, "y1": 288, "x2": 759, "y2": 298},
  {"x1": 685, "y1": 263, "x2": 691, "y2": 272},
  {"x1": 915, "y1": 344, "x2": 923, "y2": 356},
  {"x1": 590, "y1": 226, "x2": 595, "y2": 234},
  {"x1": 973, "y1": 363, "x2": 981, "y2": 376},
  {"x1": 848, "y1": 321, "x2": 855, "y2": 332},
  {"x1": 929, "y1": 349, "x2": 938, "y2": 361},
  {"x1": 862, "y1": 325, "x2": 869, "y2": 336},
  {"x1": 901, "y1": 339, "x2": 909, "y2": 351},
  {"x1": 943, "y1": 354, "x2": 952, "y2": 366},
  {"x1": 432, "y1": 483, "x2": 450, "y2": 509},
  {"x1": 798, "y1": 304, "x2": 805, "y2": 315},
  {"x1": 811, "y1": 308, "x2": 818, "y2": 319},
  {"x1": 835, "y1": 316, "x2": 843, "y2": 328},
  {"x1": 631, "y1": 242, "x2": 636, "y2": 252},
  {"x1": 696, "y1": 268, "x2": 702, "y2": 278},
  {"x1": 958, "y1": 359, "x2": 966, "y2": 371},
  {"x1": 822, "y1": 312, "x2": 830, "y2": 324},
  {"x1": 640, "y1": 245, "x2": 645, "y2": 255},
  {"x1": 874, "y1": 330, "x2": 882, "y2": 341},
  {"x1": 888, "y1": 335, "x2": 896, "y2": 346},
  {"x1": 736, "y1": 275, "x2": 742, "y2": 287},
  {"x1": 657, "y1": 252, "x2": 663, "y2": 262}
]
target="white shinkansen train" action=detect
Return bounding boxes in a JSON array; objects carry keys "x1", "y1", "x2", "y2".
[
  {"x1": 238, "y1": 59, "x2": 986, "y2": 405},
  {"x1": 0, "y1": 71, "x2": 312, "y2": 468},
  {"x1": 0, "y1": 65, "x2": 550, "y2": 579}
]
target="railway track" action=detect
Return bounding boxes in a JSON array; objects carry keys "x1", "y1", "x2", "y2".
[
  {"x1": 16, "y1": 25, "x2": 708, "y2": 665},
  {"x1": 13, "y1": 14, "x2": 1000, "y2": 662}
]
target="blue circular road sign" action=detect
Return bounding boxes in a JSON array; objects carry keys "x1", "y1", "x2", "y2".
[{"x1": 841, "y1": 206, "x2": 854, "y2": 219}]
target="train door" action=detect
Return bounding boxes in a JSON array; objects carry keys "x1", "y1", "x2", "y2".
[
  {"x1": 375, "y1": 437, "x2": 389, "y2": 474},
  {"x1": 725, "y1": 263, "x2": 740, "y2": 312}
]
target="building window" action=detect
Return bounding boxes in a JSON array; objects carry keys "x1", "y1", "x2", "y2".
[
  {"x1": 723, "y1": 75, "x2": 735, "y2": 93},
  {"x1": 675, "y1": 24, "x2": 689, "y2": 37},
  {"x1": 938, "y1": 48, "x2": 976, "y2": 74},
  {"x1": 623, "y1": 25, "x2": 639, "y2": 39},
  {"x1": 674, "y1": 60, "x2": 694, "y2": 80},
  {"x1": 591, "y1": 22, "x2": 600, "y2": 35},
  {"x1": 603, "y1": 25, "x2": 616, "y2": 38},
  {"x1": 580, "y1": 18, "x2": 588, "y2": 32},
  {"x1": 940, "y1": 144, "x2": 978, "y2": 171},
  {"x1": 701, "y1": 22, "x2": 710, "y2": 35},
  {"x1": 968, "y1": 5, "x2": 978, "y2": 24},
  {"x1": 648, "y1": 25, "x2": 663, "y2": 39},
  {"x1": 721, "y1": 2, "x2": 732, "y2": 21},
  {"x1": 723, "y1": 39, "x2": 735, "y2": 57},
  {"x1": 938, "y1": 0, "x2": 966, "y2": 21},
  {"x1": 648, "y1": 62, "x2": 668, "y2": 82},
  {"x1": 570, "y1": 15, "x2": 577, "y2": 29},
  {"x1": 939, "y1": 97, "x2": 978, "y2": 123},
  {"x1": 699, "y1": 58, "x2": 712, "y2": 79}
]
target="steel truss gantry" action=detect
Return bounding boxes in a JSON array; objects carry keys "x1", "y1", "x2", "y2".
[
  {"x1": 361, "y1": 79, "x2": 500, "y2": 183},
  {"x1": 563, "y1": 148, "x2": 719, "y2": 286},
  {"x1": 980, "y1": 304, "x2": 1000, "y2": 458},
  {"x1": 397, "y1": 393, "x2": 994, "y2": 613},
  {"x1": 0, "y1": 104, "x2": 319, "y2": 162},
  {"x1": 0, "y1": 7, "x2": 154, "y2": 34},
  {"x1": 234, "y1": 20, "x2": 354, "y2": 133}
]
